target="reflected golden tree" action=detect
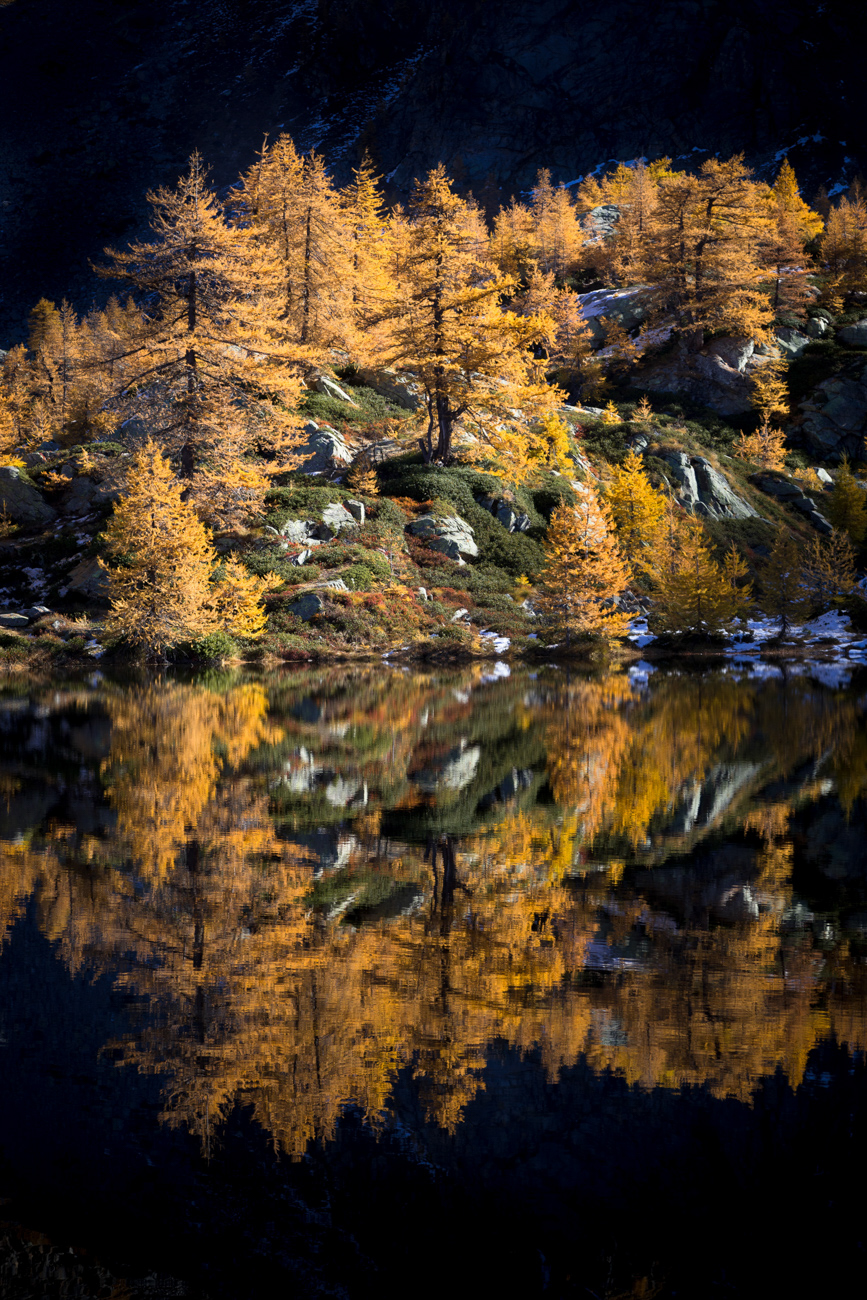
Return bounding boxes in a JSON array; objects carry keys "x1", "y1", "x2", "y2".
[{"x1": 2, "y1": 669, "x2": 867, "y2": 1155}]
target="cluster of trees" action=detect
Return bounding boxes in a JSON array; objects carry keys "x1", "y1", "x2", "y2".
[
  {"x1": 2, "y1": 671, "x2": 867, "y2": 1151},
  {"x1": 536, "y1": 441, "x2": 861, "y2": 644},
  {"x1": 1, "y1": 135, "x2": 859, "y2": 654}
]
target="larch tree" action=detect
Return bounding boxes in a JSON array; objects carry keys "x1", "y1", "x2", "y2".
[
  {"x1": 760, "y1": 528, "x2": 811, "y2": 636},
  {"x1": 822, "y1": 195, "x2": 867, "y2": 296},
  {"x1": 605, "y1": 449, "x2": 666, "y2": 560},
  {"x1": 736, "y1": 421, "x2": 788, "y2": 471},
  {"x1": 650, "y1": 508, "x2": 752, "y2": 637},
  {"x1": 98, "y1": 152, "x2": 304, "y2": 526},
  {"x1": 377, "y1": 165, "x2": 559, "y2": 472},
  {"x1": 339, "y1": 153, "x2": 393, "y2": 362},
  {"x1": 528, "y1": 170, "x2": 585, "y2": 280},
  {"x1": 240, "y1": 136, "x2": 351, "y2": 352},
  {"x1": 763, "y1": 160, "x2": 823, "y2": 316},
  {"x1": 101, "y1": 440, "x2": 274, "y2": 658},
  {"x1": 801, "y1": 529, "x2": 858, "y2": 609},
  {"x1": 826, "y1": 459, "x2": 867, "y2": 544},
  {"x1": 537, "y1": 487, "x2": 632, "y2": 643}
]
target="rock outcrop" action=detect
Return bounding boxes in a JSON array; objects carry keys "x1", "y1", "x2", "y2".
[
  {"x1": 838, "y1": 320, "x2": 867, "y2": 347},
  {"x1": 656, "y1": 451, "x2": 758, "y2": 520},
  {"x1": 794, "y1": 362, "x2": 867, "y2": 460},
  {"x1": 476, "y1": 494, "x2": 531, "y2": 533},
  {"x1": 357, "y1": 368, "x2": 425, "y2": 412},
  {"x1": 0, "y1": 466, "x2": 56, "y2": 529},
  {"x1": 750, "y1": 472, "x2": 832, "y2": 534},
  {"x1": 635, "y1": 337, "x2": 767, "y2": 416},
  {"x1": 407, "y1": 513, "x2": 479, "y2": 561},
  {"x1": 578, "y1": 286, "x2": 650, "y2": 345},
  {"x1": 295, "y1": 422, "x2": 354, "y2": 474}
]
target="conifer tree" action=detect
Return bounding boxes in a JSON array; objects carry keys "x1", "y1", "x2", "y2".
[
  {"x1": 801, "y1": 529, "x2": 858, "y2": 609},
  {"x1": 340, "y1": 153, "x2": 393, "y2": 361},
  {"x1": 822, "y1": 195, "x2": 867, "y2": 296},
  {"x1": 529, "y1": 170, "x2": 585, "y2": 280},
  {"x1": 537, "y1": 488, "x2": 632, "y2": 643},
  {"x1": 760, "y1": 528, "x2": 811, "y2": 635},
  {"x1": 101, "y1": 441, "x2": 274, "y2": 658},
  {"x1": 605, "y1": 450, "x2": 666, "y2": 559},
  {"x1": 763, "y1": 160, "x2": 824, "y2": 316},
  {"x1": 736, "y1": 421, "x2": 788, "y2": 471},
  {"x1": 826, "y1": 459, "x2": 867, "y2": 544},
  {"x1": 98, "y1": 153, "x2": 303, "y2": 525},
  {"x1": 650, "y1": 509, "x2": 751, "y2": 636},
  {"x1": 377, "y1": 166, "x2": 559, "y2": 472}
]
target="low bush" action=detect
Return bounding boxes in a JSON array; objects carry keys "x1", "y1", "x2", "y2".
[{"x1": 192, "y1": 631, "x2": 239, "y2": 661}]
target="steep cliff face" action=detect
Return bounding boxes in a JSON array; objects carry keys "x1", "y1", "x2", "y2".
[{"x1": 0, "y1": 0, "x2": 862, "y2": 341}]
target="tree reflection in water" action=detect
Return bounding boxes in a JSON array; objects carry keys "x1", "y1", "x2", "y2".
[{"x1": 1, "y1": 665, "x2": 867, "y2": 1160}]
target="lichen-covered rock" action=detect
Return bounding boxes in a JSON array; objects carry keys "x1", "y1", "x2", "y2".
[
  {"x1": 749, "y1": 472, "x2": 833, "y2": 533},
  {"x1": 0, "y1": 466, "x2": 56, "y2": 529},
  {"x1": 288, "y1": 592, "x2": 324, "y2": 621},
  {"x1": 407, "y1": 513, "x2": 479, "y2": 558},
  {"x1": 578, "y1": 284, "x2": 650, "y2": 344},
  {"x1": 356, "y1": 367, "x2": 425, "y2": 411},
  {"x1": 295, "y1": 421, "x2": 353, "y2": 474},
  {"x1": 321, "y1": 502, "x2": 358, "y2": 533},
  {"x1": 0, "y1": 611, "x2": 29, "y2": 629},
  {"x1": 774, "y1": 327, "x2": 811, "y2": 358}
]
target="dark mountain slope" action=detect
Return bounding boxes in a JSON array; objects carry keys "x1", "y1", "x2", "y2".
[{"x1": 0, "y1": 0, "x2": 862, "y2": 343}]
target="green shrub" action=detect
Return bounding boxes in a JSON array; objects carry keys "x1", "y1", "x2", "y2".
[
  {"x1": 240, "y1": 549, "x2": 319, "y2": 584},
  {"x1": 371, "y1": 498, "x2": 409, "y2": 530},
  {"x1": 343, "y1": 563, "x2": 377, "y2": 590},
  {"x1": 192, "y1": 631, "x2": 239, "y2": 661}
]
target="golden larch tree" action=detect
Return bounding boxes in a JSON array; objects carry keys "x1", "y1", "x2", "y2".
[
  {"x1": 650, "y1": 508, "x2": 752, "y2": 636},
  {"x1": 760, "y1": 528, "x2": 812, "y2": 636},
  {"x1": 826, "y1": 459, "x2": 867, "y2": 544},
  {"x1": 101, "y1": 441, "x2": 273, "y2": 657},
  {"x1": 537, "y1": 487, "x2": 632, "y2": 643},
  {"x1": 98, "y1": 153, "x2": 304, "y2": 525},
  {"x1": 605, "y1": 449, "x2": 666, "y2": 559}
]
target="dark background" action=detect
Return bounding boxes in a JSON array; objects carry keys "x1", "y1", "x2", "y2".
[{"x1": 0, "y1": 0, "x2": 863, "y2": 345}]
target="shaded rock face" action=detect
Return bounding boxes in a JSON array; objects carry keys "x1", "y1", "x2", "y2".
[
  {"x1": 635, "y1": 337, "x2": 771, "y2": 415},
  {"x1": 0, "y1": 0, "x2": 861, "y2": 342},
  {"x1": 750, "y1": 472, "x2": 832, "y2": 533},
  {"x1": 288, "y1": 592, "x2": 325, "y2": 622},
  {"x1": 657, "y1": 451, "x2": 758, "y2": 520},
  {"x1": 838, "y1": 321, "x2": 867, "y2": 347},
  {"x1": 476, "y1": 494, "x2": 531, "y2": 533},
  {"x1": 0, "y1": 466, "x2": 56, "y2": 528},
  {"x1": 795, "y1": 363, "x2": 867, "y2": 461}
]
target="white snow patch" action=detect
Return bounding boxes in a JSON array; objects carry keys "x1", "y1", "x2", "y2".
[{"x1": 481, "y1": 661, "x2": 511, "y2": 683}]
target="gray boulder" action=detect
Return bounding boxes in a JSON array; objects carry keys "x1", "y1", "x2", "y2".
[
  {"x1": 295, "y1": 421, "x2": 353, "y2": 474},
  {"x1": 312, "y1": 374, "x2": 359, "y2": 406},
  {"x1": 21, "y1": 605, "x2": 52, "y2": 620},
  {"x1": 0, "y1": 612, "x2": 29, "y2": 629},
  {"x1": 658, "y1": 451, "x2": 757, "y2": 519},
  {"x1": 838, "y1": 320, "x2": 867, "y2": 347},
  {"x1": 775, "y1": 327, "x2": 812, "y2": 358},
  {"x1": 578, "y1": 284, "x2": 650, "y2": 344},
  {"x1": 280, "y1": 519, "x2": 318, "y2": 544},
  {"x1": 356, "y1": 367, "x2": 425, "y2": 411},
  {"x1": 288, "y1": 592, "x2": 324, "y2": 621},
  {"x1": 706, "y1": 337, "x2": 754, "y2": 371},
  {"x1": 805, "y1": 317, "x2": 828, "y2": 339},
  {"x1": 60, "y1": 475, "x2": 121, "y2": 516},
  {"x1": 584, "y1": 203, "x2": 621, "y2": 241},
  {"x1": 345, "y1": 499, "x2": 366, "y2": 524},
  {"x1": 407, "y1": 513, "x2": 479, "y2": 559},
  {"x1": 321, "y1": 502, "x2": 358, "y2": 534},
  {"x1": 0, "y1": 466, "x2": 56, "y2": 529},
  {"x1": 67, "y1": 557, "x2": 110, "y2": 600}
]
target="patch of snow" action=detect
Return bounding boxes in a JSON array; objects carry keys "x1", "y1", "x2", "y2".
[{"x1": 627, "y1": 616, "x2": 655, "y2": 647}]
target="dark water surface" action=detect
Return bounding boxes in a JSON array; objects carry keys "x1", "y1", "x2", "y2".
[{"x1": 1, "y1": 662, "x2": 866, "y2": 1297}]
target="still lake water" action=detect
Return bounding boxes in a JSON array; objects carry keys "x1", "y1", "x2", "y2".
[{"x1": 1, "y1": 662, "x2": 866, "y2": 1297}]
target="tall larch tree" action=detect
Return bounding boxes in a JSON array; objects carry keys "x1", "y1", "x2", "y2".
[
  {"x1": 763, "y1": 159, "x2": 824, "y2": 316},
  {"x1": 529, "y1": 170, "x2": 585, "y2": 281},
  {"x1": 825, "y1": 459, "x2": 867, "y2": 544},
  {"x1": 822, "y1": 194, "x2": 867, "y2": 297},
  {"x1": 377, "y1": 166, "x2": 559, "y2": 471},
  {"x1": 605, "y1": 449, "x2": 666, "y2": 560},
  {"x1": 537, "y1": 487, "x2": 632, "y2": 643},
  {"x1": 101, "y1": 441, "x2": 274, "y2": 658},
  {"x1": 650, "y1": 509, "x2": 752, "y2": 637},
  {"x1": 339, "y1": 153, "x2": 394, "y2": 363},
  {"x1": 760, "y1": 528, "x2": 812, "y2": 636},
  {"x1": 98, "y1": 153, "x2": 303, "y2": 525},
  {"x1": 240, "y1": 136, "x2": 351, "y2": 352}
]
